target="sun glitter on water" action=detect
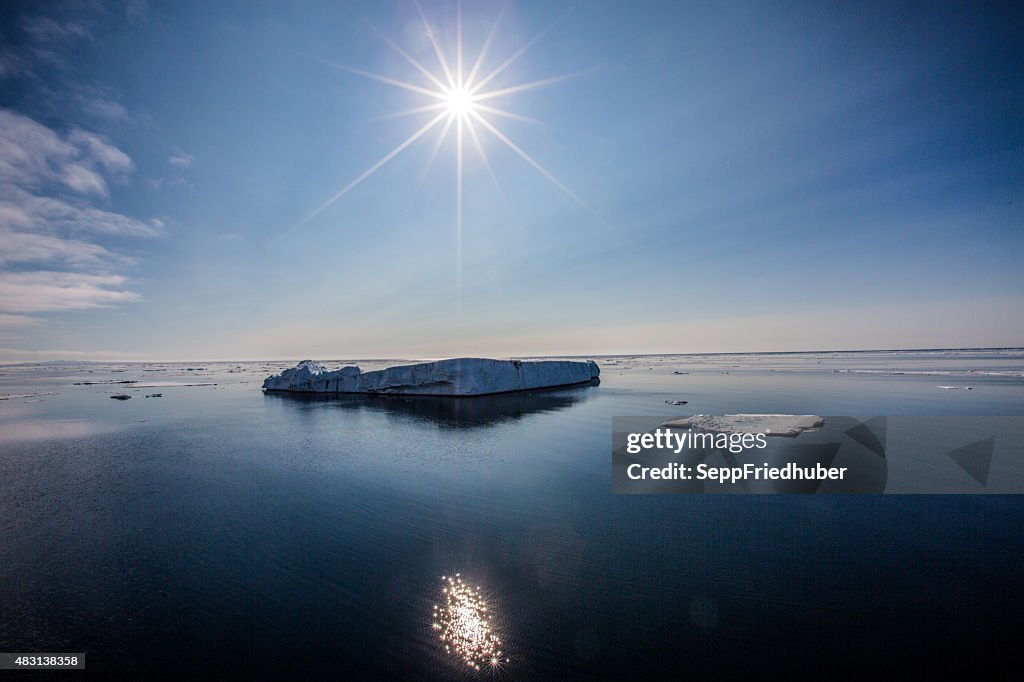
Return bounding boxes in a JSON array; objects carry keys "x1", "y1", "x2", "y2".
[{"x1": 432, "y1": 574, "x2": 509, "y2": 671}]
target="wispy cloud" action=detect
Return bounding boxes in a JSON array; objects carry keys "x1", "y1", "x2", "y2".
[
  {"x1": 15, "y1": 14, "x2": 95, "y2": 73},
  {"x1": 2, "y1": 6, "x2": 146, "y2": 140},
  {"x1": 20, "y1": 16, "x2": 93, "y2": 43},
  {"x1": 0, "y1": 108, "x2": 156, "y2": 325},
  {"x1": 0, "y1": 314, "x2": 41, "y2": 328},
  {"x1": 168, "y1": 151, "x2": 194, "y2": 168},
  {"x1": 0, "y1": 347, "x2": 144, "y2": 363},
  {"x1": 0, "y1": 110, "x2": 136, "y2": 197},
  {"x1": 0, "y1": 4, "x2": 170, "y2": 361},
  {"x1": 0, "y1": 51, "x2": 28, "y2": 81},
  {"x1": 0, "y1": 272, "x2": 141, "y2": 314},
  {"x1": 125, "y1": 0, "x2": 150, "y2": 23},
  {"x1": 81, "y1": 96, "x2": 129, "y2": 121},
  {"x1": 1, "y1": 186, "x2": 161, "y2": 237},
  {"x1": 68, "y1": 129, "x2": 134, "y2": 175},
  {"x1": 0, "y1": 230, "x2": 131, "y2": 268}
]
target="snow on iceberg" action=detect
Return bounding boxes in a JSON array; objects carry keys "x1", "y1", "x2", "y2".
[{"x1": 262, "y1": 358, "x2": 600, "y2": 396}]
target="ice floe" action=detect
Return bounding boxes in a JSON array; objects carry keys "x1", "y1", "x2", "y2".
[
  {"x1": 263, "y1": 358, "x2": 600, "y2": 396},
  {"x1": 663, "y1": 414, "x2": 824, "y2": 437}
]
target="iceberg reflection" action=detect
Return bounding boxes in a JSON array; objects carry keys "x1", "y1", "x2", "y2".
[{"x1": 264, "y1": 385, "x2": 594, "y2": 428}]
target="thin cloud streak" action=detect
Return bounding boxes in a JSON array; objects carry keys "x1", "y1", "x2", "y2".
[
  {"x1": 0, "y1": 271, "x2": 141, "y2": 313},
  {"x1": 168, "y1": 152, "x2": 194, "y2": 168},
  {"x1": 1, "y1": 187, "x2": 161, "y2": 237},
  {"x1": 0, "y1": 314, "x2": 41, "y2": 328},
  {"x1": 0, "y1": 229, "x2": 132, "y2": 268},
  {"x1": 0, "y1": 347, "x2": 144, "y2": 362}
]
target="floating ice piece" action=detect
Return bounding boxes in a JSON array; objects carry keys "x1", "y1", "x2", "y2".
[
  {"x1": 75, "y1": 380, "x2": 137, "y2": 385},
  {"x1": 937, "y1": 385, "x2": 973, "y2": 390},
  {"x1": 663, "y1": 414, "x2": 824, "y2": 437},
  {"x1": 0, "y1": 391, "x2": 57, "y2": 401},
  {"x1": 262, "y1": 358, "x2": 600, "y2": 396},
  {"x1": 133, "y1": 382, "x2": 217, "y2": 388},
  {"x1": 836, "y1": 369, "x2": 1023, "y2": 378}
]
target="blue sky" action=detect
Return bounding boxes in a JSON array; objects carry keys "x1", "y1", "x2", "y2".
[{"x1": 0, "y1": 0, "x2": 1021, "y2": 361}]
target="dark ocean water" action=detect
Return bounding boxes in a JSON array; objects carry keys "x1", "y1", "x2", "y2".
[{"x1": 1, "y1": 350, "x2": 1022, "y2": 678}]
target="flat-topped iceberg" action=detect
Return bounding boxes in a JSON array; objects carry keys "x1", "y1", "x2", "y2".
[
  {"x1": 262, "y1": 358, "x2": 600, "y2": 397},
  {"x1": 662, "y1": 414, "x2": 824, "y2": 437}
]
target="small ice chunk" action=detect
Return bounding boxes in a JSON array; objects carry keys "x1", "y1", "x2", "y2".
[{"x1": 0, "y1": 392, "x2": 57, "y2": 401}]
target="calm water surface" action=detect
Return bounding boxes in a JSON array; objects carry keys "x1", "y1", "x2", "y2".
[{"x1": 1, "y1": 350, "x2": 1022, "y2": 677}]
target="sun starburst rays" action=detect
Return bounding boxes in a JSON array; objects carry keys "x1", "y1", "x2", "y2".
[{"x1": 287, "y1": 1, "x2": 595, "y2": 241}]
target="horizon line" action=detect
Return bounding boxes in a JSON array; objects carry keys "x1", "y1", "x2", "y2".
[{"x1": 1, "y1": 345, "x2": 1021, "y2": 366}]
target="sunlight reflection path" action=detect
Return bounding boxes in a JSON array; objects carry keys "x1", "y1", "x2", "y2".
[{"x1": 432, "y1": 573, "x2": 509, "y2": 671}]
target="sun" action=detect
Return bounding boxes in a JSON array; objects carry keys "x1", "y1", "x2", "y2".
[
  {"x1": 285, "y1": 0, "x2": 596, "y2": 241},
  {"x1": 444, "y1": 87, "x2": 475, "y2": 118}
]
